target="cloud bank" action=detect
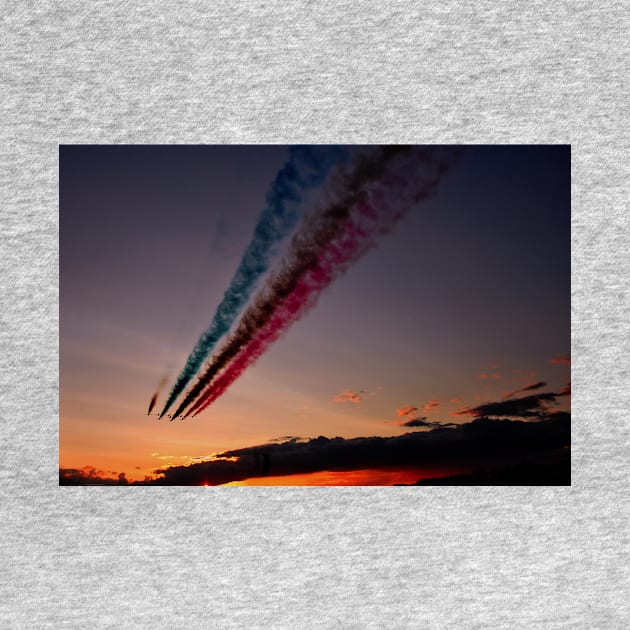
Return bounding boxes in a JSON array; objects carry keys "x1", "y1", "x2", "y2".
[{"x1": 144, "y1": 413, "x2": 569, "y2": 485}]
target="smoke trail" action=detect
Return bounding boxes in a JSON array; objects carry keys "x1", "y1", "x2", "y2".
[
  {"x1": 147, "y1": 393, "x2": 159, "y2": 415},
  {"x1": 147, "y1": 374, "x2": 169, "y2": 415},
  {"x1": 178, "y1": 147, "x2": 461, "y2": 418},
  {"x1": 170, "y1": 147, "x2": 410, "y2": 419},
  {"x1": 159, "y1": 145, "x2": 348, "y2": 418}
]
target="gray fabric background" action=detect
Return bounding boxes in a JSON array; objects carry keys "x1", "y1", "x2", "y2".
[{"x1": 1, "y1": 1, "x2": 628, "y2": 627}]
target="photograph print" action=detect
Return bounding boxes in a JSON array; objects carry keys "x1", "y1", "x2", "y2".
[{"x1": 60, "y1": 144, "x2": 570, "y2": 485}]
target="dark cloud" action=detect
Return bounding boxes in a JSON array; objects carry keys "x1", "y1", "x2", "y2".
[
  {"x1": 401, "y1": 416, "x2": 429, "y2": 427},
  {"x1": 504, "y1": 381, "x2": 547, "y2": 399},
  {"x1": 400, "y1": 417, "x2": 457, "y2": 429},
  {"x1": 142, "y1": 414, "x2": 569, "y2": 485},
  {"x1": 457, "y1": 391, "x2": 563, "y2": 419},
  {"x1": 59, "y1": 466, "x2": 129, "y2": 485},
  {"x1": 268, "y1": 436, "x2": 304, "y2": 444}
]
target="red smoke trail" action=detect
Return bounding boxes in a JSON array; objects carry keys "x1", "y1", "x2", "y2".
[{"x1": 185, "y1": 148, "x2": 459, "y2": 417}]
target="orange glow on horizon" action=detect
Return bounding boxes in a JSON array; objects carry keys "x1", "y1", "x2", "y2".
[{"x1": 220, "y1": 467, "x2": 459, "y2": 486}]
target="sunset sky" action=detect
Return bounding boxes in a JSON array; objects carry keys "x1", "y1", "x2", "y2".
[{"x1": 60, "y1": 145, "x2": 570, "y2": 485}]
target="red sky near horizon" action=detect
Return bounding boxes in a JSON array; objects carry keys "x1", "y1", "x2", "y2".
[{"x1": 221, "y1": 467, "x2": 462, "y2": 486}]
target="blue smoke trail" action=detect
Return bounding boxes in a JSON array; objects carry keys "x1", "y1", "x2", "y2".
[{"x1": 159, "y1": 145, "x2": 348, "y2": 417}]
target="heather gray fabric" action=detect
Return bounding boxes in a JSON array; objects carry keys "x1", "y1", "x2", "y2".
[{"x1": 1, "y1": 2, "x2": 628, "y2": 628}]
